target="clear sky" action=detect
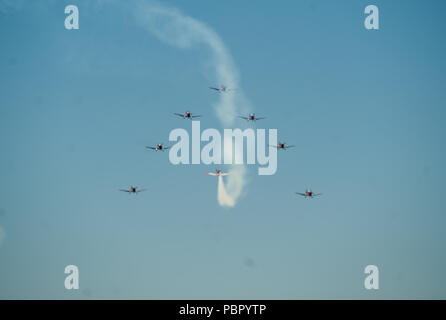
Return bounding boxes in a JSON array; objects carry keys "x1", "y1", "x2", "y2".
[{"x1": 0, "y1": 0, "x2": 445, "y2": 299}]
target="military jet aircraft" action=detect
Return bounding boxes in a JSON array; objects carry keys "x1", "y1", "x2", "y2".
[
  {"x1": 296, "y1": 189, "x2": 322, "y2": 198},
  {"x1": 209, "y1": 85, "x2": 234, "y2": 93},
  {"x1": 204, "y1": 169, "x2": 231, "y2": 176},
  {"x1": 146, "y1": 143, "x2": 170, "y2": 151},
  {"x1": 119, "y1": 186, "x2": 146, "y2": 194},
  {"x1": 271, "y1": 142, "x2": 295, "y2": 150},
  {"x1": 238, "y1": 113, "x2": 266, "y2": 121},
  {"x1": 174, "y1": 111, "x2": 202, "y2": 119}
]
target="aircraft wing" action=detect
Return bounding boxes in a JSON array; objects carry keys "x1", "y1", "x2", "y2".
[
  {"x1": 313, "y1": 193, "x2": 322, "y2": 197},
  {"x1": 295, "y1": 192, "x2": 306, "y2": 196},
  {"x1": 136, "y1": 189, "x2": 147, "y2": 193},
  {"x1": 191, "y1": 115, "x2": 202, "y2": 118},
  {"x1": 238, "y1": 116, "x2": 249, "y2": 120},
  {"x1": 220, "y1": 173, "x2": 231, "y2": 176},
  {"x1": 270, "y1": 145, "x2": 280, "y2": 148},
  {"x1": 174, "y1": 113, "x2": 185, "y2": 117},
  {"x1": 255, "y1": 117, "x2": 266, "y2": 120},
  {"x1": 119, "y1": 189, "x2": 131, "y2": 193},
  {"x1": 146, "y1": 146, "x2": 156, "y2": 150},
  {"x1": 285, "y1": 145, "x2": 295, "y2": 149},
  {"x1": 209, "y1": 87, "x2": 219, "y2": 91},
  {"x1": 204, "y1": 172, "x2": 218, "y2": 176}
]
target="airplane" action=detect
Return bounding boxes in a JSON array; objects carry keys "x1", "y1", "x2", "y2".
[
  {"x1": 238, "y1": 113, "x2": 266, "y2": 121},
  {"x1": 209, "y1": 85, "x2": 234, "y2": 93},
  {"x1": 204, "y1": 169, "x2": 231, "y2": 176},
  {"x1": 271, "y1": 142, "x2": 295, "y2": 150},
  {"x1": 174, "y1": 111, "x2": 202, "y2": 119},
  {"x1": 295, "y1": 189, "x2": 322, "y2": 198},
  {"x1": 146, "y1": 143, "x2": 170, "y2": 151},
  {"x1": 119, "y1": 186, "x2": 146, "y2": 194}
]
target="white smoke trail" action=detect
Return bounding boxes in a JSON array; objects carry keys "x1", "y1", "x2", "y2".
[
  {"x1": 135, "y1": 0, "x2": 248, "y2": 207},
  {"x1": 217, "y1": 176, "x2": 234, "y2": 207}
]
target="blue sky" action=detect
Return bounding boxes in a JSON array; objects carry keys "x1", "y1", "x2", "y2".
[{"x1": 0, "y1": 0, "x2": 445, "y2": 299}]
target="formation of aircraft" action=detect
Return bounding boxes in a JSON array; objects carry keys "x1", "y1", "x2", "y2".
[
  {"x1": 271, "y1": 142, "x2": 295, "y2": 150},
  {"x1": 119, "y1": 186, "x2": 146, "y2": 194},
  {"x1": 174, "y1": 111, "x2": 202, "y2": 119},
  {"x1": 204, "y1": 169, "x2": 230, "y2": 177},
  {"x1": 121, "y1": 84, "x2": 323, "y2": 200},
  {"x1": 209, "y1": 85, "x2": 234, "y2": 93},
  {"x1": 238, "y1": 113, "x2": 266, "y2": 121},
  {"x1": 295, "y1": 189, "x2": 322, "y2": 198},
  {"x1": 146, "y1": 143, "x2": 169, "y2": 151}
]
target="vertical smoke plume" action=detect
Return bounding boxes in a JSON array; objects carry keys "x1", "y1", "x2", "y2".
[
  {"x1": 217, "y1": 175, "x2": 234, "y2": 207},
  {"x1": 135, "y1": 0, "x2": 248, "y2": 207}
]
